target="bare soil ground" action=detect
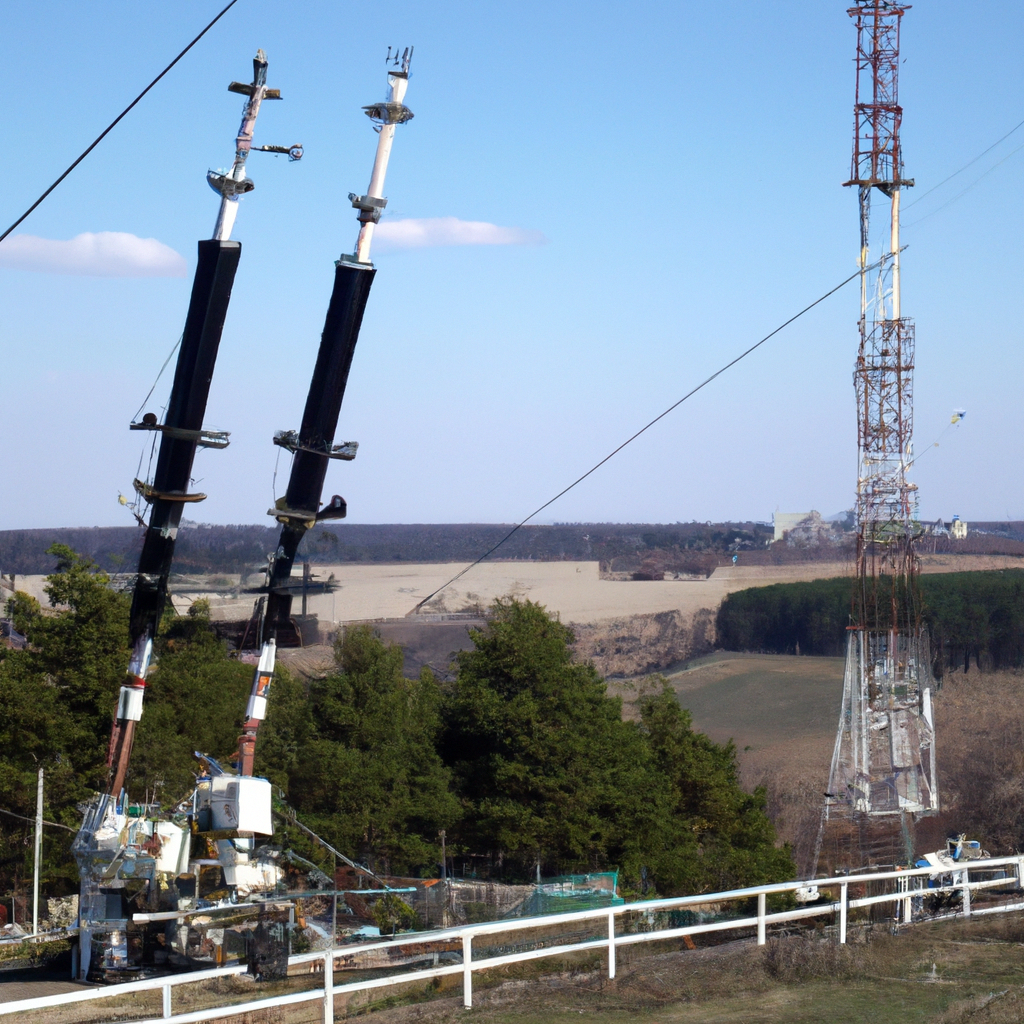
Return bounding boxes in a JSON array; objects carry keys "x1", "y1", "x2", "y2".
[{"x1": 2, "y1": 560, "x2": 863, "y2": 627}]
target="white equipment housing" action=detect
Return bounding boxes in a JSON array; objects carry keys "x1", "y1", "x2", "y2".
[{"x1": 210, "y1": 775, "x2": 273, "y2": 835}]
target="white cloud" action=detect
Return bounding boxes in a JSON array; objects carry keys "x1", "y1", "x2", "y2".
[
  {"x1": 374, "y1": 217, "x2": 546, "y2": 251},
  {"x1": 0, "y1": 231, "x2": 187, "y2": 277}
]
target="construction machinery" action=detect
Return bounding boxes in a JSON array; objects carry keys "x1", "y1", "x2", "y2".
[{"x1": 73, "y1": 50, "x2": 300, "y2": 979}]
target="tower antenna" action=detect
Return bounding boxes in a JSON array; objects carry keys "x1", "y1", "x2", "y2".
[{"x1": 819, "y1": 2, "x2": 938, "y2": 875}]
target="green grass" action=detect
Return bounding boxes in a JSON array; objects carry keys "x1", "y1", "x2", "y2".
[
  {"x1": 351, "y1": 917, "x2": 1024, "y2": 1024},
  {"x1": 662, "y1": 652, "x2": 844, "y2": 752}
]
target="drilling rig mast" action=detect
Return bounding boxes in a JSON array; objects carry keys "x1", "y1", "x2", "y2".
[{"x1": 821, "y1": 2, "x2": 938, "y2": 872}]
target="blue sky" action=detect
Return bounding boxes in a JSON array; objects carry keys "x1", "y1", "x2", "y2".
[{"x1": 1, "y1": 1, "x2": 1022, "y2": 532}]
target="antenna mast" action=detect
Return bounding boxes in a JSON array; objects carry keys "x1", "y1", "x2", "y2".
[{"x1": 819, "y1": 3, "x2": 938, "y2": 874}]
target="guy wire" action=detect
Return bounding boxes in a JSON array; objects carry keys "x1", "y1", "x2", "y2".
[
  {"x1": 902, "y1": 115, "x2": 1024, "y2": 212},
  {"x1": 409, "y1": 254, "x2": 894, "y2": 614},
  {"x1": 903, "y1": 141, "x2": 1024, "y2": 229},
  {"x1": 133, "y1": 334, "x2": 183, "y2": 423}
]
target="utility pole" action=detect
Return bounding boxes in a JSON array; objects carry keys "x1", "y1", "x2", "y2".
[
  {"x1": 32, "y1": 768, "x2": 42, "y2": 936},
  {"x1": 820, "y1": 2, "x2": 938, "y2": 874},
  {"x1": 105, "y1": 49, "x2": 299, "y2": 803},
  {"x1": 74, "y1": 50, "x2": 300, "y2": 980},
  {"x1": 331, "y1": 852, "x2": 338, "y2": 950}
]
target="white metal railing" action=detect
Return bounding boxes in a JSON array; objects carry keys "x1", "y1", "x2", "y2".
[{"x1": 3, "y1": 855, "x2": 1022, "y2": 1023}]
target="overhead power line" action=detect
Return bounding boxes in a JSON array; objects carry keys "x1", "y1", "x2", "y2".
[
  {"x1": 0, "y1": 806, "x2": 76, "y2": 833},
  {"x1": 0, "y1": 0, "x2": 241, "y2": 245},
  {"x1": 904, "y1": 140, "x2": 1024, "y2": 229},
  {"x1": 902, "y1": 115, "x2": 1024, "y2": 212},
  {"x1": 408, "y1": 254, "x2": 893, "y2": 614}
]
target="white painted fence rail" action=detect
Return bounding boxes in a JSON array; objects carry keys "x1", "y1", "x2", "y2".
[{"x1": 3, "y1": 855, "x2": 1022, "y2": 1023}]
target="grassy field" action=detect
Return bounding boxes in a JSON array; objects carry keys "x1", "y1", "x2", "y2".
[
  {"x1": 15, "y1": 917, "x2": 1024, "y2": 1024},
  {"x1": 331, "y1": 915, "x2": 1024, "y2": 1024},
  {"x1": 609, "y1": 652, "x2": 844, "y2": 875},
  {"x1": 661, "y1": 651, "x2": 844, "y2": 755}
]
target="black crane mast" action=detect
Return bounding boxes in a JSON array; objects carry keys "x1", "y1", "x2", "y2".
[{"x1": 237, "y1": 49, "x2": 414, "y2": 776}]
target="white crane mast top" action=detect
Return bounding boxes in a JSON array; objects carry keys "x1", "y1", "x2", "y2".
[
  {"x1": 347, "y1": 46, "x2": 414, "y2": 265},
  {"x1": 209, "y1": 49, "x2": 302, "y2": 242}
]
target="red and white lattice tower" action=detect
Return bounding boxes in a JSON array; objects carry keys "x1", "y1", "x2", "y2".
[{"x1": 820, "y1": 2, "x2": 937, "y2": 873}]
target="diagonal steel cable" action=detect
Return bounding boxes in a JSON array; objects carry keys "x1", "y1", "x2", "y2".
[
  {"x1": 0, "y1": 0, "x2": 241, "y2": 245},
  {"x1": 408, "y1": 254, "x2": 894, "y2": 614}
]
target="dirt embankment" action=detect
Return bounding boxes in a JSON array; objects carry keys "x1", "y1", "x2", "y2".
[{"x1": 570, "y1": 609, "x2": 716, "y2": 679}]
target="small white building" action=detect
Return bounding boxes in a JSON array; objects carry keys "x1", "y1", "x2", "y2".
[{"x1": 951, "y1": 515, "x2": 968, "y2": 540}]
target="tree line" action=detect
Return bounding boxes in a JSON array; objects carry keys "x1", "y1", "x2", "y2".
[
  {"x1": 0, "y1": 522, "x2": 774, "y2": 576},
  {"x1": 716, "y1": 570, "x2": 1024, "y2": 673},
  {"x1": 0, "y1": 546, "x2": 793, "y2": 907}
]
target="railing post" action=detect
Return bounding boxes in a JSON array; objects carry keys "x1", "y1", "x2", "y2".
[
  {"x1": 960, "y1": 870, "x2": 972, "y2": 919},
  {"x1": 839, "y1": 883, "x2": 848, "y2": 944},
  {"x1": 608, "y1": 911, "x2": 616, "y2": 978},
  {"x1": 323, "y1": 949, "x2": 334, "y2": 1024},
  {"x1": 462, "y1": 933, "x2": 473, "y2": 1009},
  {"x1": 162, "y1": 982, "x2": 172, "y2": 1018},
  {"x1": 757, "y1": 892, "x2": 766, "y2": 945}
]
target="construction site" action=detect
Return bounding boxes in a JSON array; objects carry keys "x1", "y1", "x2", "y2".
[{"x1": 2, "y1": 2, "x2": 1024, "y2": 1022}]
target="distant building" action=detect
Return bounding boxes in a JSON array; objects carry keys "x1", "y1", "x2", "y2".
[
  {"x1": 774, "y1": 511, "x2": 813, "y2": 542},
  {"x1": 951, "y1": 515, "x2": 968, "y2": 540}
]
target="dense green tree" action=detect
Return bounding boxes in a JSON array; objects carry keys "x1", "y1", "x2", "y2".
[
  {"x1": 4, "y1": 590, "x2": 40, "y2": 636},
  {"x1": 716, "y1": 570, "x2": 1024, "y2": 673},
  {"x1": 289, "y1": 626, "x2": 459, "y2": 876},
  {"x1": 441, "y1": 598, "x2": 653, "y2": 878},
  {"x1": 24, "y1": 545, "x2": 131, "y2": 780},
  {"x1": 638, "y1": 684, "x2": 794, "y2": 893},
  {"x1": 442, "y1": 599, "x2": 794, "y2": 893},
  {"x1": 0, "y1": 545, "x2": 131, "y2": 893}
]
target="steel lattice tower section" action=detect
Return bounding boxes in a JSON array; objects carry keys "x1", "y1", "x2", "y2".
[{"x1": 820, "y1": 2, "x2": 938, "y2": 873}]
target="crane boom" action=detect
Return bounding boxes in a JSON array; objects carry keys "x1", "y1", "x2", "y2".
[
  {"x1": 238, "y1": 50, "x2": 414, "y2": 776},
  {"x1": 105, "y1": 50, "x2": 295, "y2": 800}
]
